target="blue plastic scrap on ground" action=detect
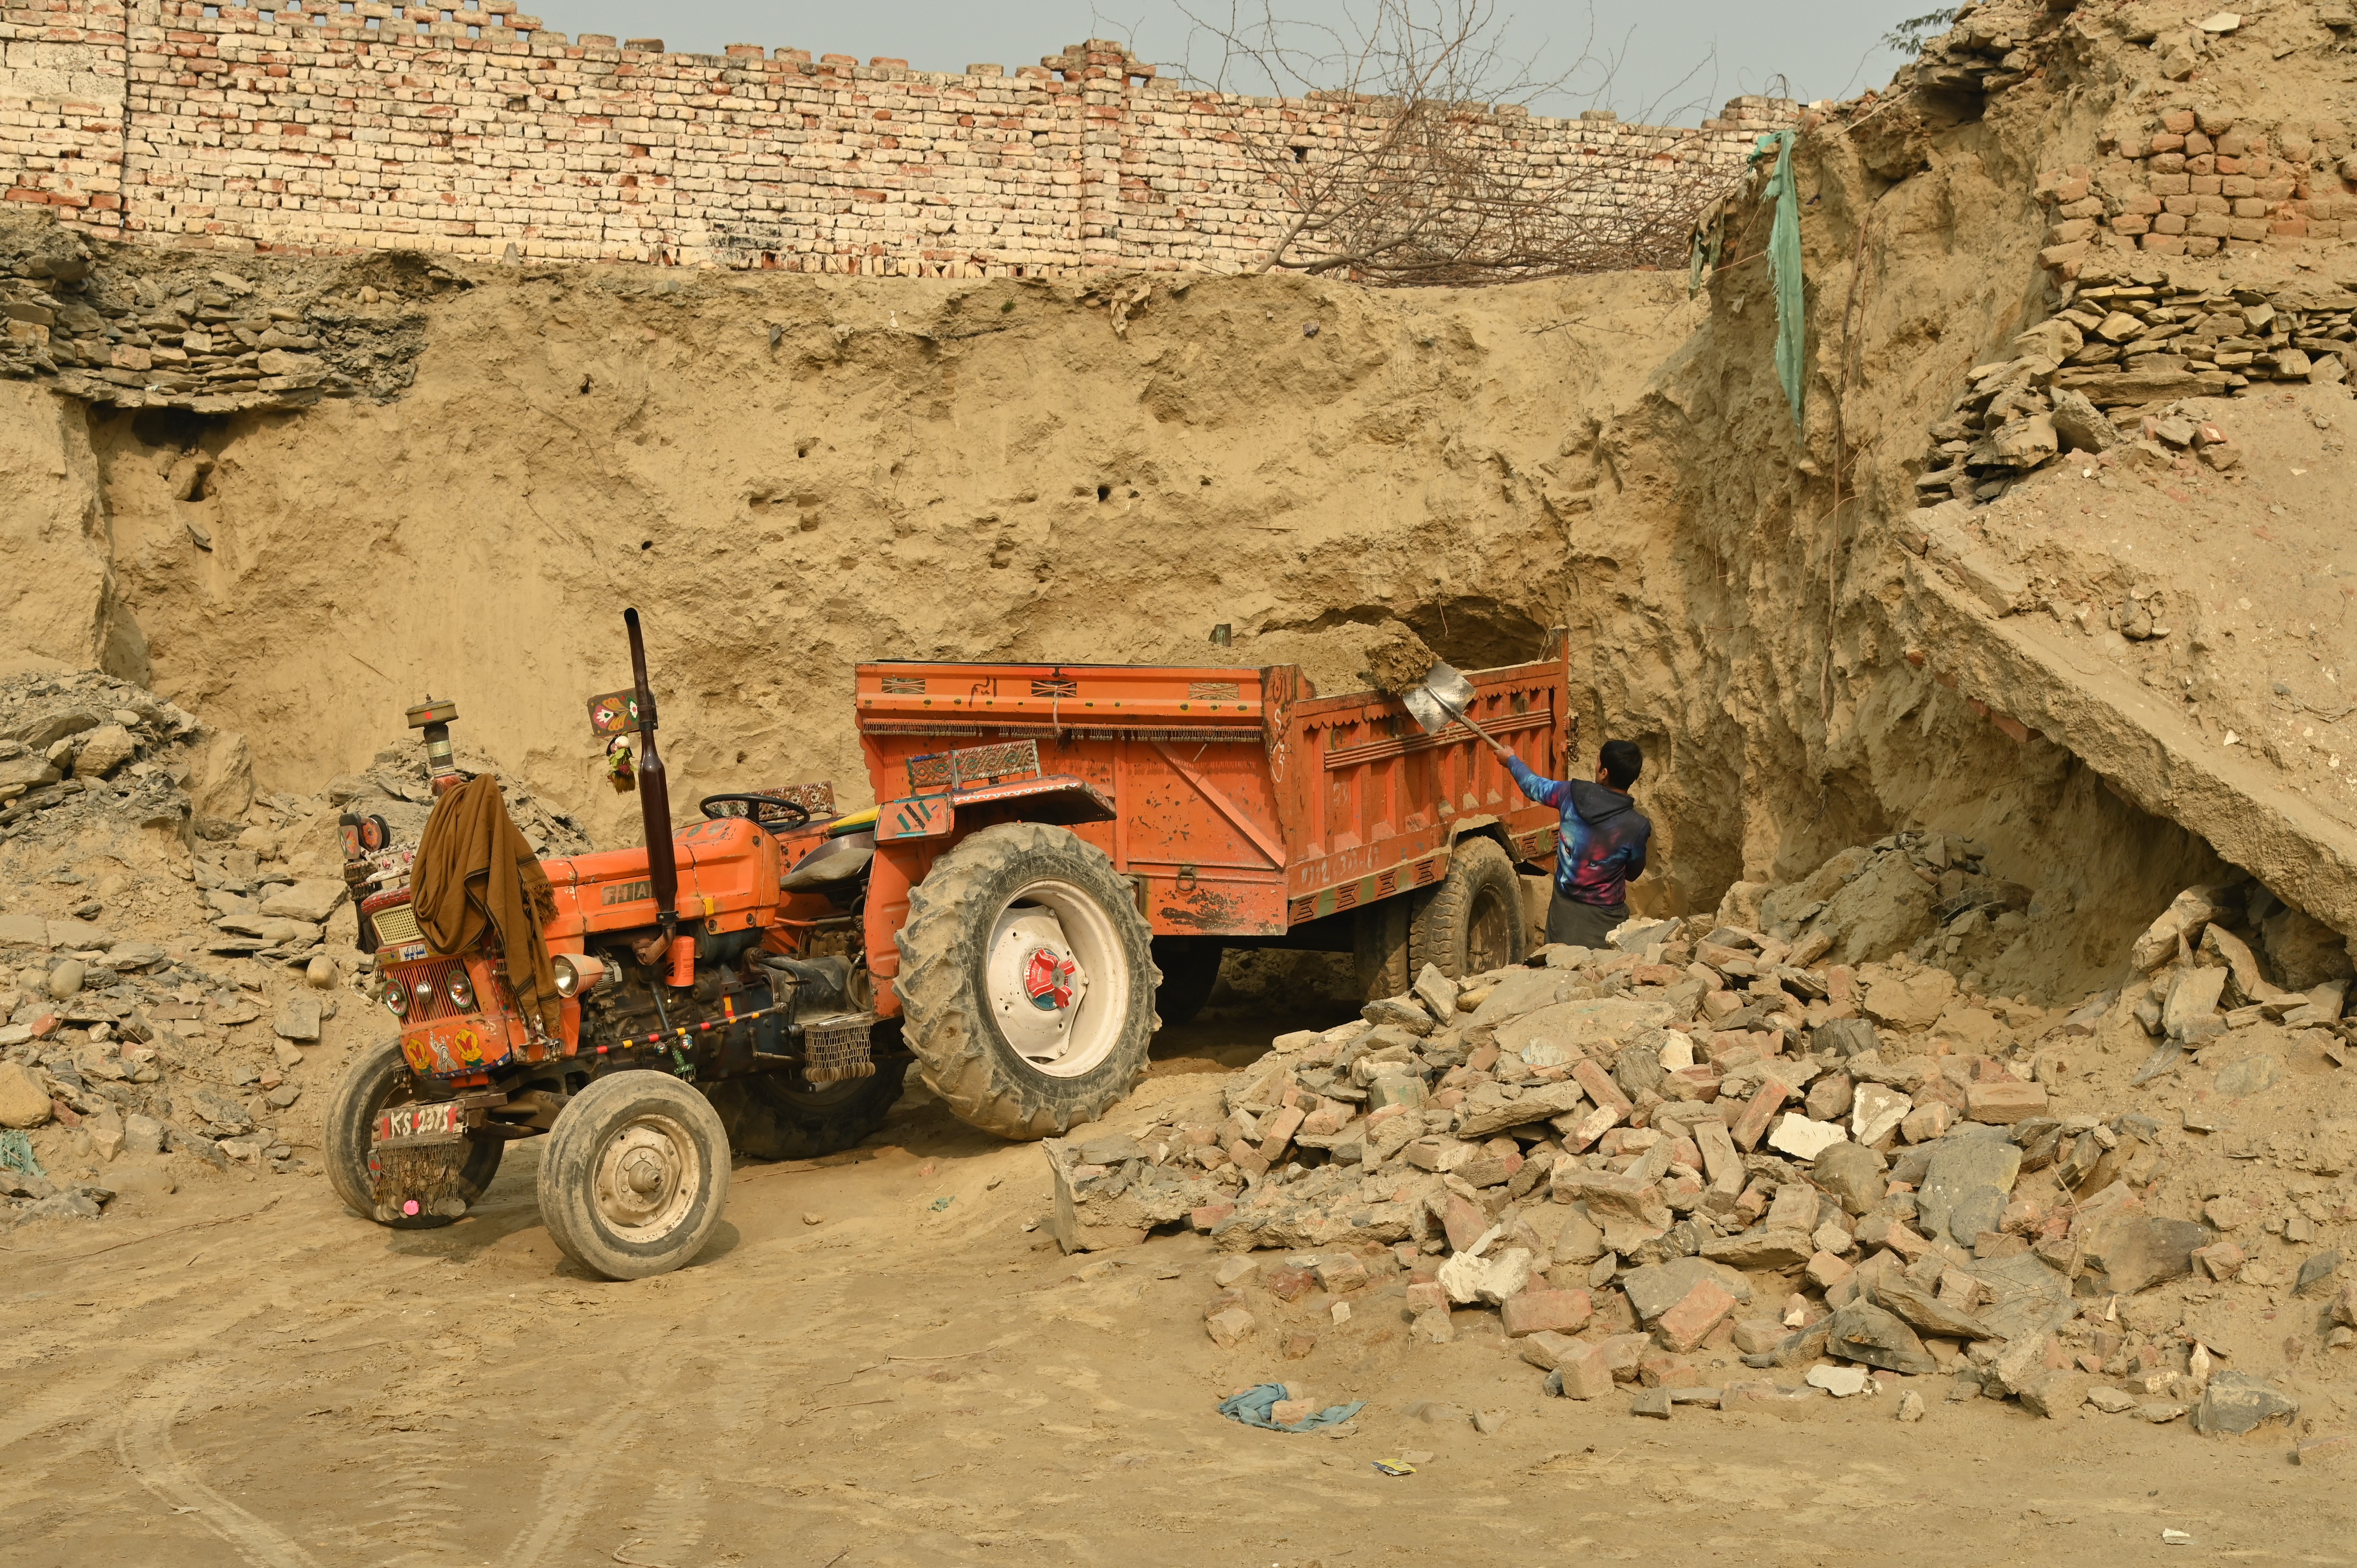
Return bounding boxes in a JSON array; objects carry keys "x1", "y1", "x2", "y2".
[{"x1": 1216, "y1": 1383, "x2": 1366, "y2": 1432}]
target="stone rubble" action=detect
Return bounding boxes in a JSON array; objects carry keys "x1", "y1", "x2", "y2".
[
  {"x1": 0, "y1": 666, "x2": 587, "y2": 1228},
  {"x1": 1052, "y1": 840, "x2": 2353, "y2": 1440},
  {"x1": 1909, "y1": 263, "x2": 2355, "y2": 511},
  {"x1": 2, "y1": 211, "x2": 437, "y2": 416}
]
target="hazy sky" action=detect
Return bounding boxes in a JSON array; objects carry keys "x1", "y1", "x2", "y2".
[{"x1": 521, "y1": 2, "x2": 1924, "y2": 121}]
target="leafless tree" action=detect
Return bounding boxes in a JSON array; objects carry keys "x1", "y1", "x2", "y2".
[{"x1": 1171, "y1": 0, "x2": 1736, "y2": 284}]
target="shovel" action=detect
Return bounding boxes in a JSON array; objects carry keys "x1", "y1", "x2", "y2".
[{"x1": 1402, "y1": 660, "x2": 1507, "y2": 749}]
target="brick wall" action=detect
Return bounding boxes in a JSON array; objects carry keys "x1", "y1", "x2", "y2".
[
  {"x1": 2035, "y1": 106, "x2": 2357, "y2": 273},
  {"x1": 2, "y1": 2, "x2": 1796, "y2": 274}
]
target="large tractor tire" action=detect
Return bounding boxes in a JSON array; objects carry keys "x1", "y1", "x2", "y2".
[
  {"x1": 323, "y1": 1037, "x2": 503, "y2": 1229},
  {"x1": 538, "y1": 1070, "x2": 730, "y2": 1281},
  {"x1": 895, "y1": 822, "x2": 1158, "y2": 1140},
  {"x1": 1409, "y1": 837, "x2": 1528, "y2": 980},
  {"x1": 1353, "y1": 896, "x2": 1415, "y2": 1001},
  {"x1": 705, "y1": 1062, "x2": 906, "y2": 1162},
  {"x1": 1150, "y1": 938, "x2": 1224, "y2": 1028}
]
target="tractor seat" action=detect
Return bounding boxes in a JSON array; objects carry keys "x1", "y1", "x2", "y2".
[{"x1": 783, "y1": 830, "x2": 875, "y2": 891}]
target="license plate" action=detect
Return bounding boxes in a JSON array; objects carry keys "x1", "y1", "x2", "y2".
[{"x1": 373, "y1": 1101, "x2": 465, "y2": 1147}]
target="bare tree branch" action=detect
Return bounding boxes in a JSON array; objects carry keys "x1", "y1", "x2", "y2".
[{"x1": 1169, "y1": 0, "x2": 1744, "y2": 286}]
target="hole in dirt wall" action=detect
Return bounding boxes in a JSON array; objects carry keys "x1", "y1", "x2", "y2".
[{"x1": 1740, "y1": 681, "x2": 2236, "y2": 1003}]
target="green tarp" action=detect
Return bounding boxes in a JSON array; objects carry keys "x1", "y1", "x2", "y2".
[{"x1": 1754, "y1": 130, "x2": 1805, "y2": 431}]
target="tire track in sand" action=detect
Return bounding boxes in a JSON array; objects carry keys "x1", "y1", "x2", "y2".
[
  {"x1": 355, "y1": 1411, "x2": 472, "y2": 1568},
  {"x1": 117, "y1": 1363, "x2": 324, "y2": 1568}
]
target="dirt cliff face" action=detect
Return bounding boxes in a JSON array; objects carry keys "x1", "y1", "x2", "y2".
[
  {"x1": 0, "y1": 210, "x2": 2240, "y2": 1005},
  {"x1": 4, "y1": 259, "x2": 1691, "y2": 842}
]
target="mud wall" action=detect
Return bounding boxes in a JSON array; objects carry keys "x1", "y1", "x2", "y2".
[
  {"x1": 0, "y1": 5, "x2": 1795, "y2": 273},
  {"x1": 18, "y1": 264, "x2": 1692, "y2": 853}
]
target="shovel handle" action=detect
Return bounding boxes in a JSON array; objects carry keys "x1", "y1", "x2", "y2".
[{"x1": 1444, "y1": 702, "x2": 1506, "y2": 752}]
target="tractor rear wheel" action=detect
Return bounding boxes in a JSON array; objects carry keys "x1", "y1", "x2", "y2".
[
  {"x1": 895, "y1": 822, "x2": 1158, "y2": 1140},
  {"x1": 539, "y1": 1070, "x2": 730, "y2": 1281},
  {"x1": 323, "y1": 1037, "x2": 503, "y2": 1229},
  {"x1": 705, "y1": 1059, "x2": 906, "y2": 1161},
  {"x1": 1150, "y1": 938, "x2": 1224, "y2": 1027},
  {"x1": 1408, "y1": 837, "x2": 1528, "y2": 980}
]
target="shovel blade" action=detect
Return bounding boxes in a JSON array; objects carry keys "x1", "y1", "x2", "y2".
[
  {"x1": 1403, "y1": 685, "x2": 1451, "y2": 736},
  {"x1": 1423, "y1": 661, "x2": 1475, "y2": 709}
]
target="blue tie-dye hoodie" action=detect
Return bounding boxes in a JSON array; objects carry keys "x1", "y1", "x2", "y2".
[{"x1": 1504, "y1": 757, "x2": 1651, "y2": 908}]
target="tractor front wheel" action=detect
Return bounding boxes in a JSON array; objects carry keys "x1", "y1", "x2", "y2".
[
  {"x1": 895, "y1": 823, "x2": 1158, "y2": 1140},
  {"x1": 538, "y1": 1070, "x2": 730, "y2": 1280},
  {"x1": 323, "y1": 1037, "x2": 503, "y2": 1229}
]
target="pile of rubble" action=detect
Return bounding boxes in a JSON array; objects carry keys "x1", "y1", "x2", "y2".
[
  {"x1": 0, "y1": 671, "x2": 215, "y2": 846},
  {"x1": 1912, "y1": 264, "x2": 2354, "y2": 508},
  {"x1": 2, "y1": 210, "x2": 438, "y2": 415},
  {"x1": 1050, "y1": 849, "x2": 2357, "y2": 1438},
  {"x1": 0, "y1": 667, "x2": 584, "y2": 1227},
  {"x1": 1889, "y1": 0, "x2": 2053, "y2": 99}
]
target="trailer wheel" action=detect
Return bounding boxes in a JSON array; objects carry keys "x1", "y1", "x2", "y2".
[
  {"x1": 1353, "y1": 896, "x2": 1415, "y2": 1001},
  {"x1": 896, "y1": 822, "x2": 1158, "y2": 1140},
  {"x1": 539, "y1": 1070, "x2": 730, "y2": 1281},
  {"x1": 1410, "y1": 837, "x2": 1528, "y2": 980},
  {"x1": 323, "y1": 1037, "x2": 503, "y2": 1229},
  {"x1": 1150, "y1": 939, "x2": 1224, "y2": 1027},
  {"x1": 705, "y1": 1061, "x2": 906, "y2": 1161}
]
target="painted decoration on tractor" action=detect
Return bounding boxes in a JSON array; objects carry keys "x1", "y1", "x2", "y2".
[{"x1": 586, "y1": 689, "x2": 645, "y2": 736}]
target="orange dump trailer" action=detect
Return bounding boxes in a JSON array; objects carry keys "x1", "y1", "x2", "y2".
[{"x1": 853, "y1": 645, "x2": 1573, "y2": 1016}]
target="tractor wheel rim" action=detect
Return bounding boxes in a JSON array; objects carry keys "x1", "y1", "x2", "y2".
[
  {"x1": 983, "y1": 878, "x2": 1128, "y2": 1079},
  {"x1": 592, "y1": 1112, "x2": 701, "y2": 1241}
]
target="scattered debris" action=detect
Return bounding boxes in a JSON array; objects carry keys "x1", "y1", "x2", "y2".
[{"x1": 1056, "y1": 839, "x2": 2350, "y2": 1440}]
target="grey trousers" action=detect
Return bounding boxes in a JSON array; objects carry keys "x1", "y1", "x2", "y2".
[{"x1": 1546, "y1": 892, "x2": 1628, "y2": 951}]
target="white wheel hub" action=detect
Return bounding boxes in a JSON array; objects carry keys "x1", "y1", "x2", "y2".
[
  {"x1": 984, "y1": 881, "x2": 1127, "y2": 1077},
  {"x1": 592, "y1": 1113, "x2": 701, "y2": 1241}
]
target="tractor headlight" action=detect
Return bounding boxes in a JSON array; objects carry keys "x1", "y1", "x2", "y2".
[
  {"x1": 383, "y1": 978, "x2": 410, "y2": 1018},
  {"x1": 552, "y1": 954, "x2": 606, "y2": 999},
  {"x1": 446, "y1": 970, "x2": 476, "y2": 1010}
]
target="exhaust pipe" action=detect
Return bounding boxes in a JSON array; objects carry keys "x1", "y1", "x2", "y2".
[{"x1": 623, "y1": 609, "x2": 681, "y2": 956}]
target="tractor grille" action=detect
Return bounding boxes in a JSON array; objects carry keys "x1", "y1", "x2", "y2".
[{"x1": 399, "y1": 957, "x2": 475, "y2": 1022}]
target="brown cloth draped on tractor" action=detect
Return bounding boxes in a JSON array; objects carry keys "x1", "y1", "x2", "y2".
[{"x1": 410, "y1": 774, "x2": 564, "y2": 1035}]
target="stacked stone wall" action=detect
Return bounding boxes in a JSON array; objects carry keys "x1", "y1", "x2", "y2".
[{"x1": 2, "y1": 1, "x2": 1795, "y2": 273}]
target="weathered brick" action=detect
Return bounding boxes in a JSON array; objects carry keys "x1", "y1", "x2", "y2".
[
  {"x1": 1655, "y1": 1277, "x2": 1738, "y2": 1353},
  {"x1": 0, "y1": 9, "x2": 1803, "y2": 274},
  {"x1": 1964, "y1": 1081, "x2": 2047, "y2": 1124},
  {"x1": 1502, "y1": 1288, "x2": 1594, "y2": 1337}
]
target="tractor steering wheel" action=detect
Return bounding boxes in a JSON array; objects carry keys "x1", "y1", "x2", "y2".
[{"x1": 698, "y1": 793, "x2": 813, "y2": 830}]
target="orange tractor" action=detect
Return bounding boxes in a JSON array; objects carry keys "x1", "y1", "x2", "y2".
[{"x1": 325, "y1": 611, "x2": 1572, "y2": 1278}]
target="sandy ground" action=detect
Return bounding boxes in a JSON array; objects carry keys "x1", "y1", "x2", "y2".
[{"x1": 7, "y1": 1001, "x2": 2355, "y2": 1568}]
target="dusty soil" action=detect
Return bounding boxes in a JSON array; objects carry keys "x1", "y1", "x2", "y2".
[{"x1": 7, "y1": 1007, "x2": 2354, "y2": 1568}]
